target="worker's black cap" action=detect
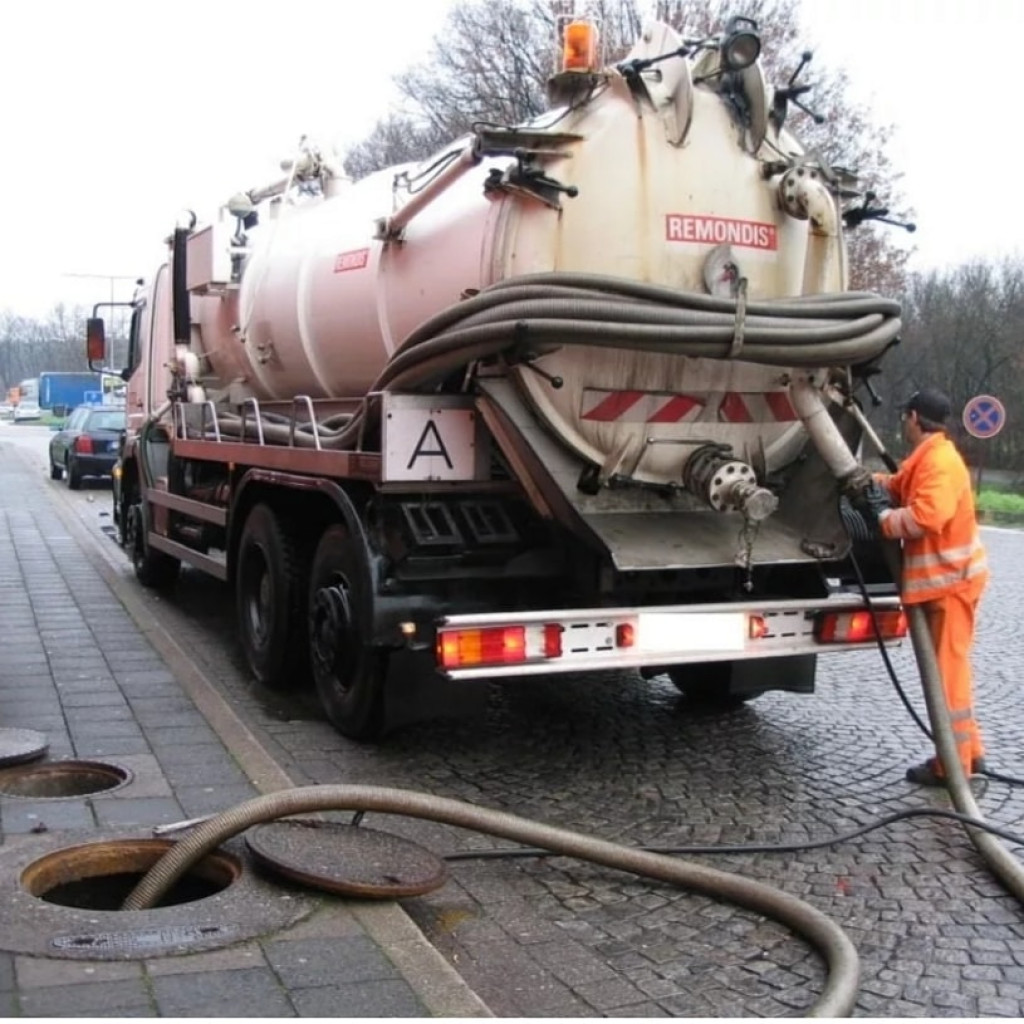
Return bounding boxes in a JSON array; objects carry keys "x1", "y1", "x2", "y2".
[{"x1": 904, "y1": 388, "x2": 952, "y2": 424}]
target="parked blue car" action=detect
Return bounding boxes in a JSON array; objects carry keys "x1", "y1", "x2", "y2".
[{"x1": 49, "y1": 405, "x2": 125, "y2": 489}]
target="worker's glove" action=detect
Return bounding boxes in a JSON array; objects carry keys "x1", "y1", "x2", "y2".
[{"x1": 850, "y1": 481, "x2": 893, "y2": 526}]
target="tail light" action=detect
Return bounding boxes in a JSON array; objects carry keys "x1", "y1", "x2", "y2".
[
  {"x1": 816, "y1": 609, "x2": 907, "y2": 643},
  {"x1": 748, "y1": 615, "x2": 769, "y2": 639},
  {"x1": 438, "y1": 626, "x2": 526, "y2": 670},
  {"x1": 73, "y1": 435, "x2": 94, "y2": 454}
]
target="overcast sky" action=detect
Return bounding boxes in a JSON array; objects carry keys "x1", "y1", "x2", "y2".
[{"x1": 2, "y1": 0, "x2": 1021, "y2": 317}]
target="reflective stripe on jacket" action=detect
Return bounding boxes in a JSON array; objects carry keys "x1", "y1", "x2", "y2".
[{"x1": 875, "y1": 432, "x2": 988, "y2": 604}]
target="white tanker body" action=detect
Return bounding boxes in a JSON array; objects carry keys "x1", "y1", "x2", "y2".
[{"x1": 94, "y1": 17, "x2": 907, "y2": 738}]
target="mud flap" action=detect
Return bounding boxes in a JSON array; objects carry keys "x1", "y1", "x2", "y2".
[
  {"x1": 381, "y1": 648, "x2": 489, "y2": 734},
  {"x1": 731, "y1": 654, "x2": 816, "y2": 697}
]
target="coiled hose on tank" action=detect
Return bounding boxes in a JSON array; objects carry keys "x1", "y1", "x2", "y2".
[
  {"x1": 205, "y1": 272, "x2": 901, "y2": 450},
  {"x1": 123, "y1": 784, "x2": 861, "y2": 1017}
]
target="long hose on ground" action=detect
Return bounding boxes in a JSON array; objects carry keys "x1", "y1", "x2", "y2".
[
  {"x1": 905, "y1": 602, "x2": 1024, "y2": 900},
  {"x1": 122, "y1": 784, "x2": 860, "y2": 1017}
]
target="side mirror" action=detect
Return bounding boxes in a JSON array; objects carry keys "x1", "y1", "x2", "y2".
[{"x1": 87, "y1": 318, "x2": 107, "y2": 367}]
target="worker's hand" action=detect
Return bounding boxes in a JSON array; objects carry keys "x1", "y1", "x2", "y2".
[{"x1": 850, "y1": 481, "x2": 893, "y2": 526}]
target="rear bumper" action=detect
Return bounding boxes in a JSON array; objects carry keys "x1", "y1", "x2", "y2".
[
  {"x1": 71, "y1": 454, "x2": 118, "y2": 477},
  {"x1": 435, "y1": 593, "x2": 902, "y2": 680}
]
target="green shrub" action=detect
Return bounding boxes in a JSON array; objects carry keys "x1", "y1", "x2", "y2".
[{"x1": 976, "y1": 490, "x2": 1024, "y2": 515}]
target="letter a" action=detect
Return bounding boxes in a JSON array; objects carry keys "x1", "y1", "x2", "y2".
[{"x1": 407, "y1": 420, "x2": 454, "y2": 469}]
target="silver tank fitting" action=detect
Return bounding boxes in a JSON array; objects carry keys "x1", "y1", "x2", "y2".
[{"x1": 682, "y1": 445, "x2": 779, "y2": 521}]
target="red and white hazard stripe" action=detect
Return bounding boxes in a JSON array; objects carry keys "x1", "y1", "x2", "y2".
[
  {"x1": 580, "y1": 390, "x2": 704, "y2": 423},
  {"x1": 580, "y1": 389, "x2": 798, "y2": 424}
]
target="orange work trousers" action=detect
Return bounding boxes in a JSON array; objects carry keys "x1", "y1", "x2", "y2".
[{"x1": 921, "y1": 578, "x2": 986, "y2": 773}]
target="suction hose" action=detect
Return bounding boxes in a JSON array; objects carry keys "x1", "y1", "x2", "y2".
[
  {"x1": 906, "y1": 598, "x2": 1024, "y2": 900},
  {"x1": 123, "y1": 784, "x2": 860, "y2": 1017},
  {"x1": 797, "y1": 384, "x2": 1024, "y2": 902}
]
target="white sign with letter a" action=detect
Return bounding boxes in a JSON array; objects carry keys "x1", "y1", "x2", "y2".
[{"x1": 382, "y1": 394, "x2": 483, "y2": 482}]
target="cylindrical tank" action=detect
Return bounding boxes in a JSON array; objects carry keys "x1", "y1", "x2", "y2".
[{"x1": 193, "y1": 24, "x2": 845, "y2": 485}]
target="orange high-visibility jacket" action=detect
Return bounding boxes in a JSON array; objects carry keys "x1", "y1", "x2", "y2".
[{"x1": 875, "y1": 432, "x2": 988, "y2": 604}]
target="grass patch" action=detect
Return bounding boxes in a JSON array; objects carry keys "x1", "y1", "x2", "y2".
[{"x1": 977, "y1": 489, "x2": 1024, "y2": 516}]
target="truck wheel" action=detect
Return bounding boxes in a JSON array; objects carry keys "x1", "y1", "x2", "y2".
[
  {"x1": 66, "y1": 457, "x2": 82, "y2": 490},
  {"x1": 128, "y1": 504, "x2": 180, "y2": 590},
  {"x1": 308, "y1": 524, "x2": 384, "y2": 740},
  {"x1": 236, "y1": 503, "x2": 309, "y2": 691},
  {"x1": 666, "y1": 663, "x2": 758, "y2": 710},
  {"x1": 50, "y1": 460, "x2": 63, "y2": 481}
]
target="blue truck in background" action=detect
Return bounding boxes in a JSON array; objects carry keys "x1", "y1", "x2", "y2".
[{"x1": 39, "y1": 372, "x2": 108, "y2": 413}]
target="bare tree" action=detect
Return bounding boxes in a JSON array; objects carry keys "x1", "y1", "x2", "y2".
[
  {"x1": 874, "y1": 258, "x2": 1024, "y2": 468},
  {"x1": 346, "y1": 0, "x2": 911, "y2": 294},
  {"x1": 0, "y1": 304, "x2": 90, "y2": 393}
]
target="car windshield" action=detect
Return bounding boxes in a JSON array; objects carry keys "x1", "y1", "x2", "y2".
[{"x1": 86, "y1": 411, "x2": 125, "y2": 431}]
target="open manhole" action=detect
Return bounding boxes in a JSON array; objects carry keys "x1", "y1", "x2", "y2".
[
  {"x1": 0, "y1": 829, "x2": 319, "y2": 960},
  {"x1": 22, "y1": 838, "x2": 240, "y2": 910},
  {"x1": 0, "y1": 760, "x2": 131, "y2": 799}
]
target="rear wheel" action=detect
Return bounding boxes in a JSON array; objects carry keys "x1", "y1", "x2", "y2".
[
  {"x1": 66, "y1": 456, "x2": 82, "y2": 490},
  {"x1": 666, "y1": 662, "x2": 760, "y2": 710},
  {"x1": 128, "y1": 504, "x2": 180, "y2": 590},
  {"x1": 236, "y1": 503, "x2": 309, "y2": 690},
  {"x1": 308, "y1": 524, "x2": 385, "y2": 740}
]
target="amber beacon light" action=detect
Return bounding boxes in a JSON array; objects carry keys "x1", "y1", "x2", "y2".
[{"x1": 563, "y1": 19, "x2": 599, "y2": 72}]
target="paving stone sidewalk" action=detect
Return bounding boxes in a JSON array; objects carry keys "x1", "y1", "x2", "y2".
[{"x1": 0, "y1": 438, "x2": 488, "y2": 1018}]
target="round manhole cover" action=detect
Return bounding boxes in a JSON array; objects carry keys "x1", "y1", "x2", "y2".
[
  {"x1": 246, "y1": 820, "x2": 448, "y2": 898},
  {"x1": 0, "y1": 728, "x2": 48, "y2": 768}
]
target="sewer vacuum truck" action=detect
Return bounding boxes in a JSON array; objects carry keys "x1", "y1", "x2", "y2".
[{"x1": 87, "y1": 16, "x2": 907, "y2": 738}]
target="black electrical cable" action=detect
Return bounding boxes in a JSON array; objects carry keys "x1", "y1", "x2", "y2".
[
  {"x1": 440, "y1": 805, "x2": 1024, "y2": 863},
  {"x1": 846, "y1": 538, "x2": 933, "y2": 739}
]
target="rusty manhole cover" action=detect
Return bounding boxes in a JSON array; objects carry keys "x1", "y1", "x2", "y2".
[
  {"x1": 0, "y1": 728, "x2": 48, "y2": 768},
  {"x1": 246, "y1": 819, "x2": 448, "y2": 898}
]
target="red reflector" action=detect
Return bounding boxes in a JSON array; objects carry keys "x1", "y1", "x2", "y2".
[
  {"x1": 817, "y1": 609, "x2": 907, "y2": 643},
  {"x1": 615, "y1": 623, "x2": 635, "y2": 648},
  {"x1": 542, "y1": 623, "x2": 563, "y2": 658},
  {"x1": 437, "y1": 626, "x2": 527, "y2": 669},
  {"x1": 749, "y1": 615, "x2": 769, "y2": 639},
  {"x1": 74, "y1": 435, "x2": 94, "y2": 454}
]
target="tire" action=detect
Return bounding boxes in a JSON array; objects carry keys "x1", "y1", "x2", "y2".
[
  {"x1": 666, "y1": 662, "x2": 759, "y2": 710},
  {"x1": 308, "y1": 524, "x2": 385, "y2": 740},
  {"x1": 50, "y1": 460, "x2": 63, "y2": 481},
  {"x1": 236, "y1": 503, "x2": 309, "y2": 690},
  {"x1": 128, "y1": 504, "x2": 180, "y2": 590},
  {"x1": 66, "y1": 456, "x2": 82, "y2": 490}
]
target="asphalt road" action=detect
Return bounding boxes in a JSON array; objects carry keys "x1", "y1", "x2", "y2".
[{"x1": 9, "y1": 419, "x2": 1024, "y2": 1017}]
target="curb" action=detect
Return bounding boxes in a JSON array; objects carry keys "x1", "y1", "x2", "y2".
[{"x1": 20, "y1": 446, "x2": 491, "y2": 1018}]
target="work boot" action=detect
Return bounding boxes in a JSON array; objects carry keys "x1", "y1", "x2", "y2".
[
  {"x1": 905, "y1": 757, "x2": 987, "y2": 786},
  {"x1": 905, "y1": 758, "x2": 946, "y2": 786}
]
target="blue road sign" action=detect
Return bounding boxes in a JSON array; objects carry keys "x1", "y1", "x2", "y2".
[{"x1": 962, "y1": 394, "x2": 1006, "y2": 439}]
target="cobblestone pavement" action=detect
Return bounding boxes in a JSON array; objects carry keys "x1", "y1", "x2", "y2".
[{"x1": 11, "y1": 428, "x2": 1024, "y2": 1017}]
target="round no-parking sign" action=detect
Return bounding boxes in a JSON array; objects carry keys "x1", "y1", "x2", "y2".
[{"x1": 962, "y1": 394, "x2": 1006, "y2": 440}]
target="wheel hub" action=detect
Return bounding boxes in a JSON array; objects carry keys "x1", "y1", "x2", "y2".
[
  {"x1": 243, "y1": 558, "x2": 271, "y2": 646},
  {"x1": 311, "y1": 583, "x2": 352, "y2": 677}
]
